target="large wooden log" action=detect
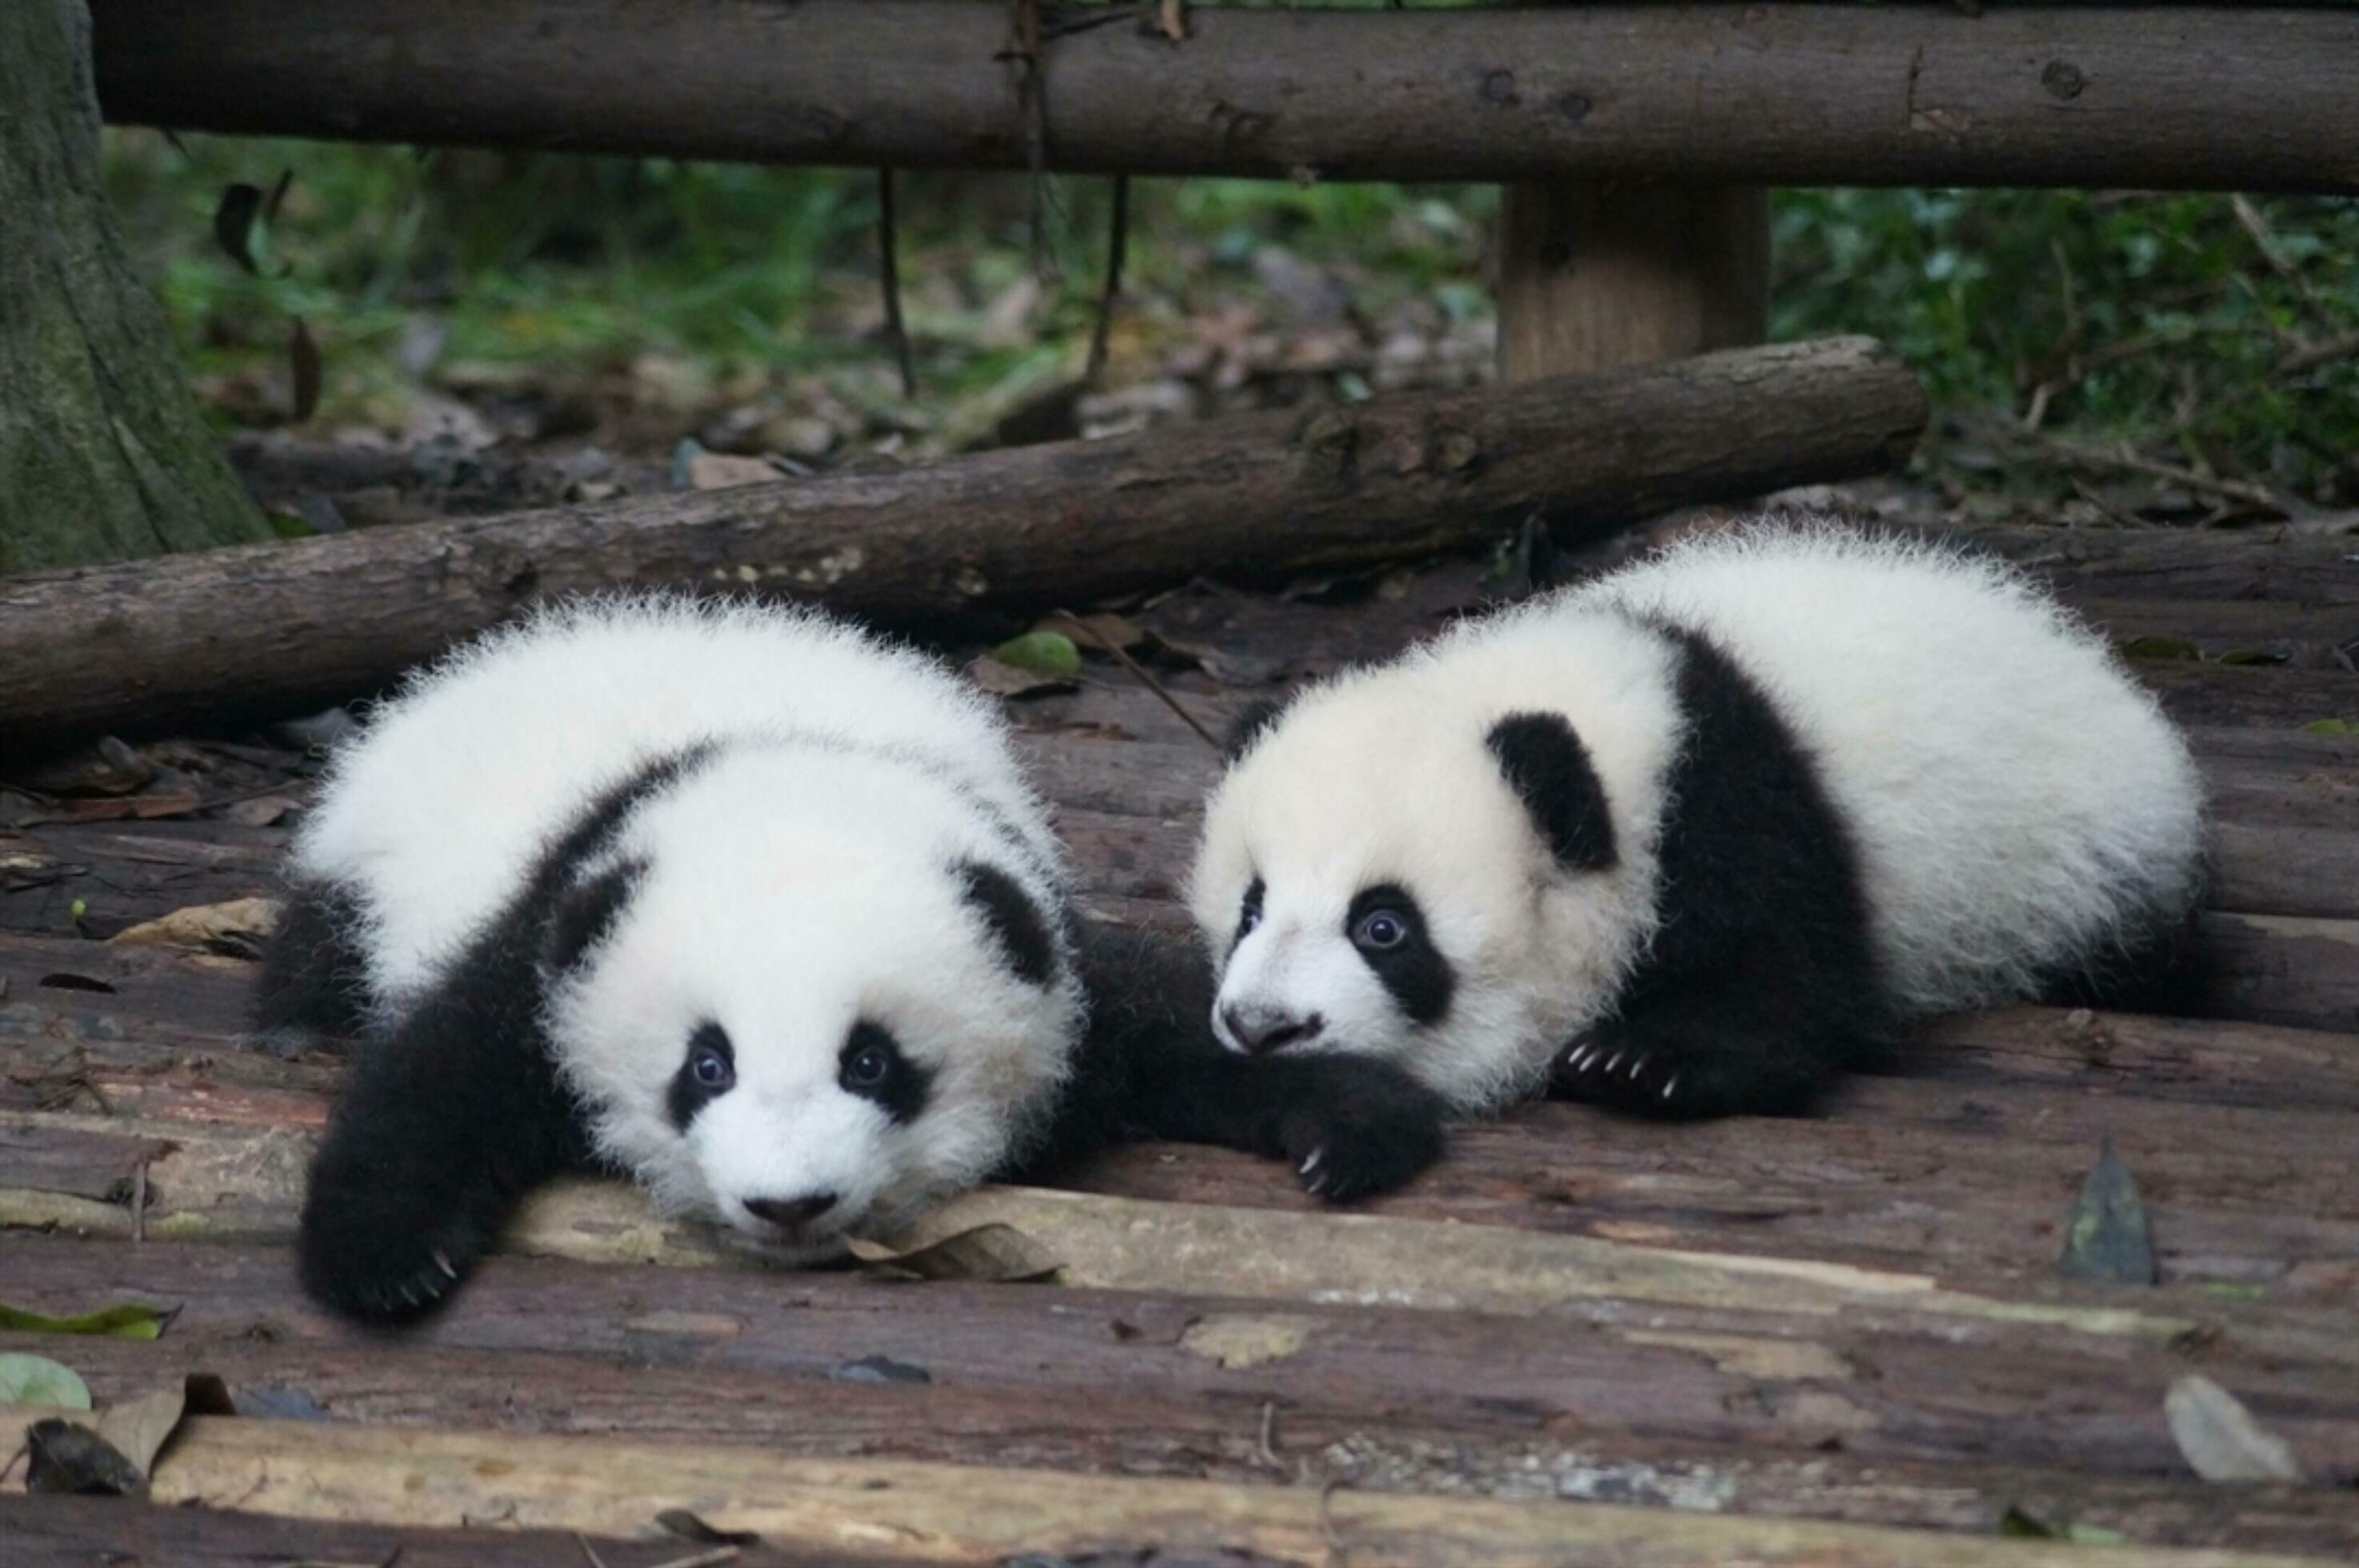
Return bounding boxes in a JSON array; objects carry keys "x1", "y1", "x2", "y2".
[
  {"x1": 88, "y1": 2, "x2": 2359, "y2": 194},
  {"x1": 0, "y1": 338, "x2": 1923, "y2": 743}
]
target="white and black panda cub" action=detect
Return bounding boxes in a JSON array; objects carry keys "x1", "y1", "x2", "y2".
[
  {"x1": 1191, "y1": 523, "x2": 2207, "y2": 1119},
  {"x1": 261, "y1": 597, "x2": 1444, "y2": 1322}
]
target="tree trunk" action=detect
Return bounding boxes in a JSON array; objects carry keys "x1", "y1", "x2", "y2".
[{"x1": 0, "y1": 0, "x2": 270, "y2": 574}]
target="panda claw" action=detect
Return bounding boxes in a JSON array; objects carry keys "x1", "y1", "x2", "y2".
[
  {"x1": 1300, "y1": 1148, "x2": 1325, "y2": 1177},
  {"x1": 1662, "y1": 1074, "x2": 1680, "y2": 1101},
  {"x1": 1603, "y1": 1050, "x2": 1625, "y2": 1075},
  {"x1": 432, "y1": 1248, "x2": 459, "y2": 1280},
  {"x1": 1628, "y1": 1052, "x2": 1649, "y2": 1080}
]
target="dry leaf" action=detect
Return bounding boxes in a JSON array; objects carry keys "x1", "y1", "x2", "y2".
[
  {"x1": 845, "y1": 1222, "x2": 1061, "y2": 1282},
  {"x1": 968, "y1": 656, "x2": 1077, "y2": 700},
  {"x1": 225, "y1": 795, "x2": 299, "y2": 828},
  {"x1": 2166, "y1": 1374, "x2": 2305, "y2": 1482},
  {"x1": 93, "y1": 1382, "x2": 189, "y2": 1478},
  {"x1": 2058, "y1": 1138, "x2": 2156, "y2": 1284},
  {"x1": 110, "y1": 897, "x2": 282, "y2": 954},
  {"x1": 683, "y1": 451, "x2": 779, "y2": 491},
  {"x1": 1158, "y1": 0, "x2": 1189, "y2": 43}
]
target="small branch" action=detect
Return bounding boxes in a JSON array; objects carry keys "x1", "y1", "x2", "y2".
[
  {"x1": 2281, "y1": 330, "x2": 2359, "y2": 377},
  {"x1": 2230, "y1": 194, "x2": 2333, "y2": 327},
  {"x1": 877, "y1": 168, "x2": 918, "y2": 399},
  {"x1": 1086, "y1": 173, "x2": 1130, "y2": 386},
  {"x1": 1052, "y1": 609, "x2": 1223, "y2": 754},
  {"x1": 1009, "y1": 0, "x2": 1052, "y2": 282},
  {"x1": 2013, "y1": 428, "x2": 2288, "y2": 514}
]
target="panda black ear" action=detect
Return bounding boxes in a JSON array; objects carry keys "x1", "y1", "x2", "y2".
[
  {"x1": 544, "y1": 858, "x2": 646, "y2": 974},
  {"x1": 955, "y1": 859, "x2": 1058, "y2": 987},
  {"x1": 1485, "y1": 712, "x2": 1616, "y2": 871},
  {"x1": 1223, "y1": 695, "x2": 1289, "y2": 763}
]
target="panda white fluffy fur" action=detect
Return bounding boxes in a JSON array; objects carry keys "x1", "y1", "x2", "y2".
[
  {"x1": 266, "y1": 597, "x2": 1444, "y2": 1322},
  {"x1": 1189, "y1": 523, "x2": 2207, "y2": 1118}
]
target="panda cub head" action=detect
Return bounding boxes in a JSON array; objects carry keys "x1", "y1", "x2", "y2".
[
  {"x1": 1187, "y1": 614, "x2": 1679, "y2": 1112},
  {"x1": 550, "y1": 742, "x2": 1078, "y2": 1258}
]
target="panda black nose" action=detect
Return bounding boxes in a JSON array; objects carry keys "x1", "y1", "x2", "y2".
[
  {"x1": 1222, "y1": 1005, "x2": 1323, "y2": 1054},
  {"x1": 744, "y1": 1192, "x2": 838, "y2": 1228}
]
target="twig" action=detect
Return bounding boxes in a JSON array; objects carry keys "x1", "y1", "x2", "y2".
[
  {"x1": 2016, "y1": 430, "x2": 2289, "y2": 514},
  {"x1": 877, "y1": 169, "x2": 918, "y2": 399},
  {"x1": 1256, "y1": 1398, "x2": 1281, "y2": 1467},
  {"x1": 1050, "y1": 610, "x2": 1223, "y2": 753},
  {"x1": 574, "y1": 1533, "x2": 610, "y2": 1568},
  {"x1": 646, "y1": 1550, "x2": 742, "y2": 1568},
  {"x1": 132, "y1": 1158, "x2": 149, "y2": 1243},
  {"x1": 1086, "y1": 173, "x2": 1131, "y2": 386},
  {"x1": 2230, "y1": 194, "x2": 2333, "y2": 326},
  {"x1": 2281, "y1": 330, "x2": 2359, "y2": 377},
  {"x1": 1009, "y1": 0, "x2": 1053, "y2": 282}
]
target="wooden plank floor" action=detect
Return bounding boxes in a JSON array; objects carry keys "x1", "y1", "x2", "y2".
[{"x1": 3, "y1": 521, "x2": 2356, "y2": 1565}]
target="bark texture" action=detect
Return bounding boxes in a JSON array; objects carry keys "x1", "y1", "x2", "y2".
[
  {"x1": 0, "y1": 337, "x2": 1925, "y2": 741},
  {"x1": 88, "y1": 2, "x2": 2359, "y2": 192},
  {"x1": 0, "y1": 0, "x2": 269, "y2": 574}
]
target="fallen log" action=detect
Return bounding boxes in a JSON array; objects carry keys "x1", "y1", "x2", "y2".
[
  {"x1": 90, "y1": 2, "x2": 2359, "y2": 194},
  {"x1": 0, "y1": 337, "x2": 1923, "y2": 742}
]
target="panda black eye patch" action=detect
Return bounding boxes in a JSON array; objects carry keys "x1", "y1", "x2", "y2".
[
  {"x1": 666, "y1": 1021, "x2": 736, "y2": 1130},
  {"x1": 1233, "y1": 877, "x2": 1266, "y2": 950},
  {"x1": 1345, "y1": 884, "x2": 1454, "y2": 1026},
  {"x1": 840, "y1": 1021, "x2": 933, "y2": 1125}
]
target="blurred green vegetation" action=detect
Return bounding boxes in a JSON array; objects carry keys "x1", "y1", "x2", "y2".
[{"x1": 103, "y1": 130, "x2": 2358, "y2": 506}]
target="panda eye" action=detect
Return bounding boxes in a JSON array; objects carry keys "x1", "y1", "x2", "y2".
[
  {"x1": 846, "y1": 1044, "x2": 891, "y2": 1087},
  {"x1": 1353, "y1": 908, "x2": 1409, "y2": 950},
  {"x1": 692, "y1": 1046, "x2": 734, "y2": 1088},
  {"x1": 1237, "y1": 877, "x2": 1266, "y2": 940}
]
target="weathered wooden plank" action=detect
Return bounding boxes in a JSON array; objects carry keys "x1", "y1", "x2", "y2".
[
  {"x1": 10, "y1": 1405, "x2": 2345, "y2": 1568},
  {"x1": 2202, "y1": 914, "x2": 2359, "y2": 1036},
  {"x1": 10, "y1": 971, "x2": 2359, "y2": 1298},
  {"x1": 19, "y1": 1330, "x2": 2359, "y2": 1558},
  {"x1": 0, "y1": 1495, "x2": 794, "y2": 1568},
  {"x1": 5, "y1": 1223, "x2": 2358, "y2": 1485},
  {"x1": 1971, "y1": 526, "x2": 2359, "y2": 606}
]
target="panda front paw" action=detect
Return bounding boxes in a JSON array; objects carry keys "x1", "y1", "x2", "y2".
[
  {"x1": 1274, "y1": 1057, "x2": 1448, "y2": 1202},
  {"x1": 1553, "y1": 1016, "x2": 1829, "y2": 1120},
  {"x1": 296, "y1": 1160, "x2": 498, "y2": 1325}
]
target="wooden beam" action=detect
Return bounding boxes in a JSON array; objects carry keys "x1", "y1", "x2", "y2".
[
  {"x1": 1497, "y1": 186, "x2": 1769, "y2": 382},
  {"x1": 87, "y1": 2, "x2": 2359, "y2": 194},
  {"x1": 0, "y1": 338, "x2": 1923, "y2": 743}
]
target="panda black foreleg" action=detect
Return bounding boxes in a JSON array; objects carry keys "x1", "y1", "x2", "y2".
[
  {"x1": 297, "y1": 949, "x2": 586, "y2": 1323},
  {"x1": 254, "y1": 878, "x2": 375, "y2": 1044},
  {"x1": 1032, "y1": 921, "x2": 1448, "y2": 1200}
]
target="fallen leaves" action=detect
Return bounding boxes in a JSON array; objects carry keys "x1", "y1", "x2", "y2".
[
  {"x1": 0, "y1": 1354, "x2": 90, "y2": 1410},
  {"x1": 845, "y1": 1222, "x2": 1062, "y2": 1283},
  {"x1": 2165, "y1": 1374, "x2": 2306, "y2": 1482},
  {"x1": 109, "y1": 897, "x2": 282, "y2": 957},
  {"x1": 2057, "y1": 1138, "x2": 2157, "y2": 1285},
  {"x1": 0, "y1": 1301, "x2": 174, "y2": 1339}
]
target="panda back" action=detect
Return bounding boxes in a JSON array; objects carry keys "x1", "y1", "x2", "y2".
[
  {"x1": 1574, "y1": 523, "x2": 2205, "y2": 1013},
  {"x1": 294, "y1": 596, "x2": 1043, "y2": 1014}
]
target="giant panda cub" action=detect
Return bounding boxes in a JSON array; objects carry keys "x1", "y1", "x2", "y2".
[
  {"x1": 263, "y1": 597, "x2": 1444, "y2": 1322},
  {"x1": 1189, "y1": 523, "x2": 2206, "y2": 1119}
]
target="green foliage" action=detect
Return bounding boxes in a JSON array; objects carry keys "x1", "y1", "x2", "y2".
[
  {"x1": 102, "y1": 130, "x2": 2357, "y2": 502},
  {"x1": 1774, "y1": 189, "x2": 2359, "y2": 502}
]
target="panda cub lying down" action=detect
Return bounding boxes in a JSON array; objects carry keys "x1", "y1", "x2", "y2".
[
  {"x1": 1191, "y1": 523, "x2": 2207, "y2": 1118},
  {"x1": 263, "y1": 598, "x2": 1445, "y2": 1322}
]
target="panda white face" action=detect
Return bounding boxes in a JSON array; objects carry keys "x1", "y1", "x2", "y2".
[
  {"x1": 549, "y1": 756, "x2": 1078, "y2": 1256},
  {"x1": 1190, "y1": 632, "x2": 1680, "y2": 1113}
]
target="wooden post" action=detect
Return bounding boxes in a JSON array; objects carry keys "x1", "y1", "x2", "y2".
[{"x1": 1497, "y1": 185, "x2": 1770, "y2": 381}]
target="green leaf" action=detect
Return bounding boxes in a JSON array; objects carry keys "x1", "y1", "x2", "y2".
[
  {"x1": 0, "y1": 1302, "x2": 171, "y2": 1340},
  {"x1": 2119, "y1": 635, "x2": 2201, "y2": 662},
  {"x1": 0, "y1": 1353, "x2": 92, "y2": 1410},
  {"x1": 2299, "y1": 718, "x2": 2354, "y2": 734},
  {"x1": 2058, "y1": 1139, "x2": 2157, "y2": 1286},
  {"x1": 989, "y1": 630, "x2": 1082, "y2": 680}
]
